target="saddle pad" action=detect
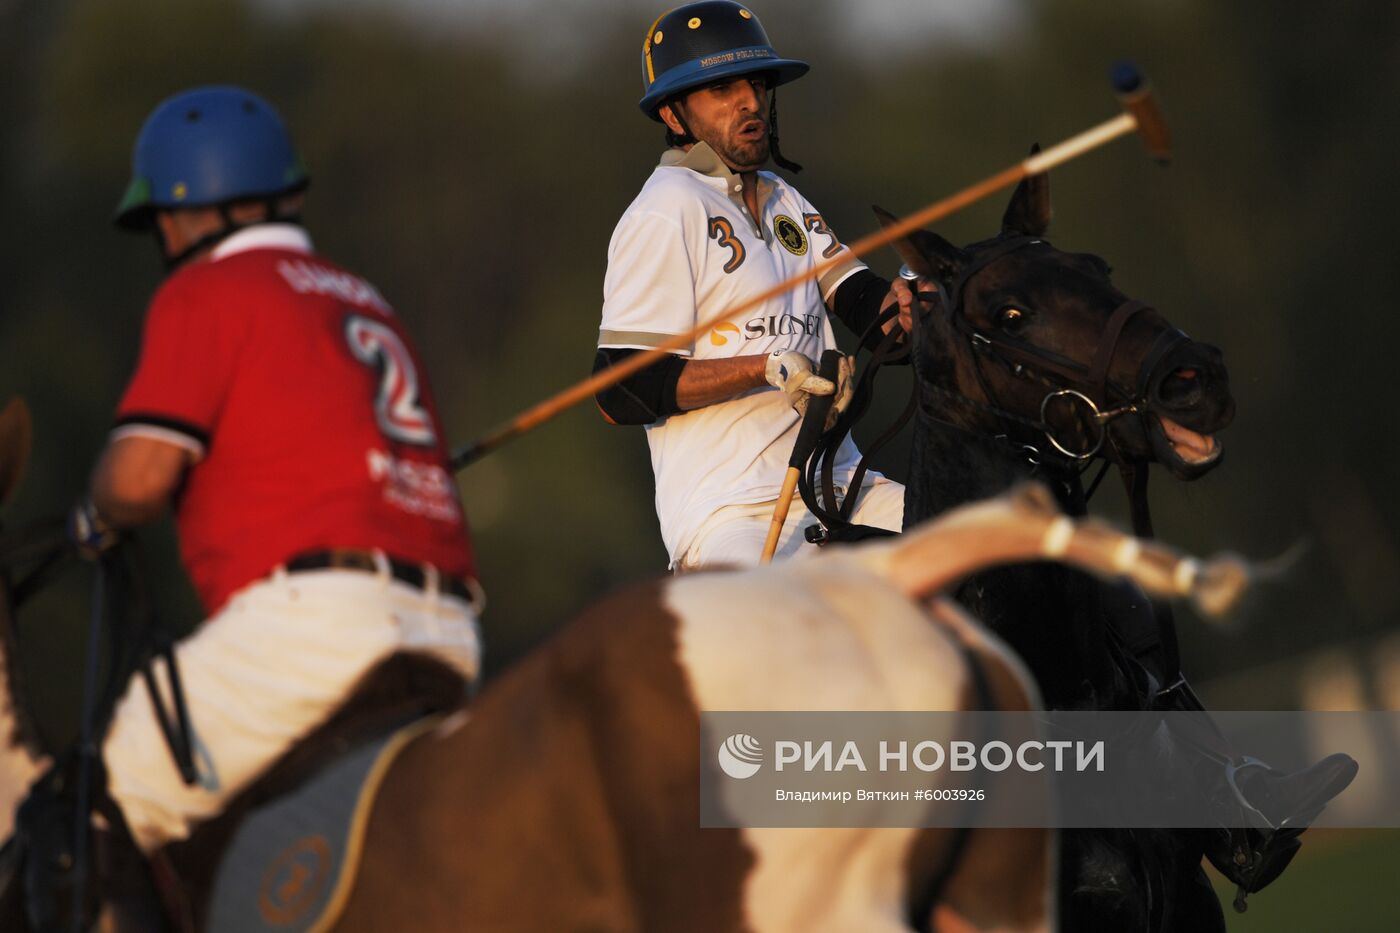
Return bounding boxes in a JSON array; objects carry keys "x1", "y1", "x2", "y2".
[{"x1": 205, "y1": 716, "x2": 441, "y2": 933}]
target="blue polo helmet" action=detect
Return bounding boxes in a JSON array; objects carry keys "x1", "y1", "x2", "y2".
[
  {"x1": 639, "y1": 2, "x2": 809, "y2": 120},
  {"x1": 115, "y1": 85, "x2": 309, "y2": 230}
]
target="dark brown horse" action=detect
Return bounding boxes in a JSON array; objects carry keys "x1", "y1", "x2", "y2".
[{"x1": 878, "y1": 168, "x2": 1245, "y2": 932}]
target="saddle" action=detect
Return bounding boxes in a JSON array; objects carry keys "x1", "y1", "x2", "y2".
[
  {"x1": 159, "y1": 652, "x2": 468, "y2": 932},
  {"x1": 5, "y1": 652, "x2": 467, "y2": 933}
]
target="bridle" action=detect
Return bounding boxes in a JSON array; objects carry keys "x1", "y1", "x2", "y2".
[
  {"x1": 931, "y1": 234, "x2": 1191, "y2": 468},
  {"x1": 800, "y1": 233, "x2": 1197, "y2": 545}
]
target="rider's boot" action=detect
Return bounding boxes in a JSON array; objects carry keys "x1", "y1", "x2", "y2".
[
  {"x1": 1204, "y1": 752, "x2": 1358, "y2": 912},
  {"x1": 90, "y1": 808, "x2": 170, "y2": 933},
  {"x1": 1160, "y1": 679, "x2": 1359, "y2": 910},
  {"x1": 11, "y1": 755, "x2": 170, "y2": 933},
  {"x1": 1103, "y1": 587, "x2": 1359, "y2": 909}
]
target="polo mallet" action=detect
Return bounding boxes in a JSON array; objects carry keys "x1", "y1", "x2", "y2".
[
  {"x1": 760, "y1": 349, "x2": 843, "y2": 563},
  {"x1": 449, "y1": 62, "x2": 1170, "y2": 472}
]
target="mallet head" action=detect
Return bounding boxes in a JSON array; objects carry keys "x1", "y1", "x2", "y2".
[{"x1": 1112, "y1": 61, "x2": 1172, "y2": 165}]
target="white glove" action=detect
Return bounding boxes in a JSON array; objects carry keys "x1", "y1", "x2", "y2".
[{"x1": 765, "y1": 350, "x2": 834, "y2": 418}]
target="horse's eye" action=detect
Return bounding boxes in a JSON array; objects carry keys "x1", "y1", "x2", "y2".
[{"x1": 996, "y1": 306, "x2": 1027, "y2": 333}]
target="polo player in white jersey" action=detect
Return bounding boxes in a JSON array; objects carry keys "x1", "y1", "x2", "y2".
[{"x1": 596, "y1": 0, "x2": 919, "y2": 570}]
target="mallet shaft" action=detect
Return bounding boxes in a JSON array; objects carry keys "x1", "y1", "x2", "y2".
[
  {"x1": 1023, "y1": 113, "x2": 1138, "y2": 176},
  {"x1": 760, "y1": 468, "x2": 801, "y2": 563}
]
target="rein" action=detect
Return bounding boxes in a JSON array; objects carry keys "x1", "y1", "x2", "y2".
[
  {"x1": 0, "y1": 525, "x2": 200, "y2": 780},
  {"x1": 797, "y1": 303, "x2": 911, "y2": 542}
]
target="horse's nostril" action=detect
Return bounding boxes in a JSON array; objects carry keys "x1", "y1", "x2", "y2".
[{"x1": 1158, "y1": 367, "x2": 1204, "y2": 405}]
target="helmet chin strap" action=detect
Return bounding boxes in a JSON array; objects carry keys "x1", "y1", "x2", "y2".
[
  {"x1": 665, "y1": 101, "x2": 698, "y2": 147},
  {"x1": 768, "y1": 88, "x2": 802, "y2": 174},
  {"x1": 669, "y1": 91, "x2": 802, "y2": 174}
]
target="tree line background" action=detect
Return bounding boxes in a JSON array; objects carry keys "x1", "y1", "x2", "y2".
[{"x1": 1, "y1": 2, "x2": 1397, "y2": 926}]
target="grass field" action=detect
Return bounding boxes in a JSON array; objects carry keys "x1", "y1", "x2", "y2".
[{"x1": 1210, "y1": 830, "x2": 1400, "y2": 931}]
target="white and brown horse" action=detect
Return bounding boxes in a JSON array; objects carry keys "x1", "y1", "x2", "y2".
[
  {"x1": 324, "y1": 484, "x2": 1245, "y2": 933},
  {"x1": 0, "y1": 395, "x2": 1249, "y2": 932}
]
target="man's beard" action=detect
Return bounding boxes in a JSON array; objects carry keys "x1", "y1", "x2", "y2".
[{"x1": 712, "y1": 133, "x2": 770, "y2": 173}]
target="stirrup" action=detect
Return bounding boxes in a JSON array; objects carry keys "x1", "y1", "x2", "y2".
[
  {"x1": 1228, "y1": 753, "x2": 1358, "y2": 832},
  {"x1": 1209, "y1": 752, "x2": 1358, "y2": 912}
]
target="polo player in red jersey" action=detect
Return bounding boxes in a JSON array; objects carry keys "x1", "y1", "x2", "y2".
[{"x1": 31, "y1": 85, "x2": 480, "y2": 928}]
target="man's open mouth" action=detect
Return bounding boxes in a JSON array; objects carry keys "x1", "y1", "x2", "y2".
[{"x1": 736, "y1": 119, "x2": 766, "y2": 141}]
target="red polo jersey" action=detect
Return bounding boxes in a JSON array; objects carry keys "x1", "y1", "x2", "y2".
[{"x1": 114, "y1": 225, "x2": 474, "y2": 613}]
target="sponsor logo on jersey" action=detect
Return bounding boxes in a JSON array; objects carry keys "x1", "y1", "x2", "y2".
[
  {"x1": 367, "y1": 449, "x2": 461, "y2": 523},
  {"x1": 709, "y1": 313, "x2": 820, "y2": 346},
  {"x1": 773, "y1": 214, "x2": 808, "y2": 256},
  {"x1": 710, "y1": 322, "x2": 741, "y2": 346},
  {"x1": 745, "y1": 313, "x2": 820, "y2": 339}
]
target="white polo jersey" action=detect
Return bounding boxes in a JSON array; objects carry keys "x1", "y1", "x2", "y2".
[{"x1": 599, "y1": 143, "x2": 874, "y2": 560}]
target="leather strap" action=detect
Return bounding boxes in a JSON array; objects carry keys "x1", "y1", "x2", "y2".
[
  {"x1": 284, "y1": 549, "x2": 477, "y2": 605},
  {"x1": 1087, "y1": 299, "x2": 1152, "y2": 403}
]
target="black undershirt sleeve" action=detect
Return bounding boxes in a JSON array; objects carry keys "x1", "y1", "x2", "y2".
[
  {"x1": 830, "y1": 269, "x2": 896, "y2": 353},
  {"x1": 592, "y1": 347, "x2": 687, "y2": 425}
]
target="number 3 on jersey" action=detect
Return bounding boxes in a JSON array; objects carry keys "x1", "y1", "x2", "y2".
[
  {"x1": 708, "y1": 215, "x2": 746, "y2": 273},
  {"x1": 344, "y1": 314, "x2": 437, "y2": 446}
]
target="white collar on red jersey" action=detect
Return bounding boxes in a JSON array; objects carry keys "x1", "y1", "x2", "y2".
[{"x1": 210, "y1": 223, "x2": 313, "y2": 261}]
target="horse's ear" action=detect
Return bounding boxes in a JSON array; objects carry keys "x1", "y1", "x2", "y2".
[
  {"x1": 872, "y1": 205, "x2": 968, "y2": 283},
  {"x1": 0, "y1": 397, "x2": 32, "y2": 507},
  {"x1": 1001, "y1": 144, "x2": 1052, "y2": 236}
]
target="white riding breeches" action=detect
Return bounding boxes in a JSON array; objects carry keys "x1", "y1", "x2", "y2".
[
  {"x1": 102, "y1": 561, "x2": 480, "y2": 852},
  {"x1": 675, "y1": 476, "x2": 905, "y2": 571}
]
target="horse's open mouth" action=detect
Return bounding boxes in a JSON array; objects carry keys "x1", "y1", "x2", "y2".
[{"x1": 1152, "y1": 413, "x2": 1222, "y2": 470}]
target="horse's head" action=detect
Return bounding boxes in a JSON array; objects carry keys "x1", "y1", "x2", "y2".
[{"x1": 879, "y1": 166, "x2": 1234, "y2": 480}]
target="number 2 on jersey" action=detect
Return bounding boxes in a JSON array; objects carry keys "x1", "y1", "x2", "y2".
[
  {"x1": 344, "y1": 314, "x2": 437, "y2": 446},
  {"x1": 708, "y1": 215, "x2": 746, "y2": 273}
]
